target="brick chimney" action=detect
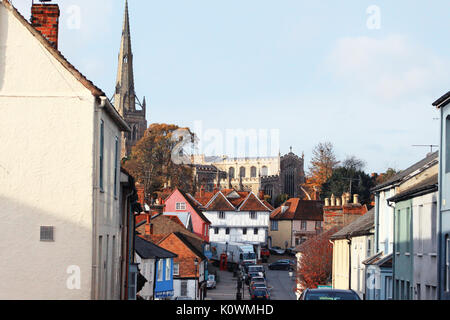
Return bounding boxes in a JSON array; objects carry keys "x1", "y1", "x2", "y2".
[
  {"x1": 144, "y1": 215, "x2": 153, "y2": 236},
  {"x1": 258, "y1": 190, "x2": 265, "y2": 200},
  {"x1": 31, "y1": 2, "x2": 60, "y2": 49}
]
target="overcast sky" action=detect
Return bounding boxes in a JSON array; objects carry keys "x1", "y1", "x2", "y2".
[{"x1": 12, "y1": 0, "x2": 450, "y2": 173}]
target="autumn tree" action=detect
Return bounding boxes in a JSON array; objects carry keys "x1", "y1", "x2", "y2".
[
  {"x1": 122, "y1": 123, "x2": 196, "y2": 201},
  {"x1": 296, "y1": 228, "x2": 337, "y2": 292},
  {"x1": 374, "y1": 168, "x2": 399, "y2": 185},
  {"x1": 304, "y1": 142, "x2": 340, "y2": 197}
]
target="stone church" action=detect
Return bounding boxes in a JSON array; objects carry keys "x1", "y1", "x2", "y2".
[
  {"x1": 114, "y1": 1, "x2": 148, "y2": 158},
  {"x1": 192, "y1": 149, "x2": 306, "y2": 205}
]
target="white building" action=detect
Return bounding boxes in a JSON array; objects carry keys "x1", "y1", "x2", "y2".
[
  {"x1": 0, "y1": 1, "x2": 131, "y2": 299},
  {"x1": 198, "y1": 190, "x2": 272, "y2": 256}
]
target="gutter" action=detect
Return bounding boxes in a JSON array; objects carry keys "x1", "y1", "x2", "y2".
[
  {"x1": 347, "y1": 236, "x2": 352, "y2": 290},
  {"x1": 99, "y1": 96, "x2": 131, "y2": 132}
]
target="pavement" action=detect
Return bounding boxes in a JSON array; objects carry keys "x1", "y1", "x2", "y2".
[{"x1": 206, "y1": 254, "x2": 297, "y2": 301}]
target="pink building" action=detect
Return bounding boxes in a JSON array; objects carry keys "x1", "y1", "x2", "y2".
[{"x1": 163, "y1": 189, "x2": 211, "y2": 242}]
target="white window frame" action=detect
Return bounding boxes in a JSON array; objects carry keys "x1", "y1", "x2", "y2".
[
  {"x1": 176, "y1": 202, "x2": 186, "y2": 211},
  {"x1": 173, "y1": 262, "x2": 180, "y2": 276},
  {"x1": 219, "y1": 211, "x2": 226, "y2": 219},
  {"x1": 271, "y1": 220, "x2": 278, "y2": 231},
  {"x1": 250, "y1": 211, "x2": 257, "y2": 220},
  {"x1": 165, "y1": 259, "x2": 171, "y2": 281},
  {"x1": 157, "y1": 259, "x2": 163, "y2": 282}
]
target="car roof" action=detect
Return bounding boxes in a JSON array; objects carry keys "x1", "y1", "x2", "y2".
[{"x1": 306, "y1": 288, "x2": 356, "y2": 293}]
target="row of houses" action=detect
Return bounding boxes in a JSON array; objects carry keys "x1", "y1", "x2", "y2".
[{"x1": 329, "y1": 95, "x2": 450, "y2": 300}]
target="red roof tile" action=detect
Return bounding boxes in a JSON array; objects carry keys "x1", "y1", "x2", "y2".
[{"x1": 271, "y1": 198, "x2": 323, "y2": 221}]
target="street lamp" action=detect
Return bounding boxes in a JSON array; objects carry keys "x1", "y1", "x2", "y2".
[{"x1": 194, "y1": 258, "x2": 199, "y2": 300}]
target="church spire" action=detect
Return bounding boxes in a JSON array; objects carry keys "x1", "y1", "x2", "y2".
[{"x1": 115, "y1": 0, "x2": 135, "y2": 115}]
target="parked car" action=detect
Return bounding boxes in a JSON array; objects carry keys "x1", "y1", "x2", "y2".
[
  {"x1": 285, "y1": 247, "x2": 297, "y2": 256},
  {"x1": 268, "y1": 259, "x2": 295, "y2": 271},
  {"x1": 249, "y1": 282, "x2": 267, "y2": 294},
  {"x1": 251, "y1": 288, "x2": 270, "y2": 300},
  {"x1": 299, "y1": 289, "x2": 361, "y2": 300},
  {"x1": 245, "y1": 271, "x2": 262, "y2": 285},
  {"x1": 207, "y1": 275, "x2": 216, "y2": 289},
  {"x1": 269, "y1": 246, "x2": 285, "y2": 255},
  {"x1": 241, "y1": 261, "x2": 254, "y2": 274},
  {"x1": 249, "y1": 276, "x2": 266, "y2": 287}
]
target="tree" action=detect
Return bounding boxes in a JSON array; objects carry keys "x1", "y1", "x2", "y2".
[
  {"x1": 122, "y1": 123, "x2": 196, "y2": 201},
  {"x1": 304, "y1": 142, "x2": 340, "y2": 196},
  {"x1": 321, "y1": 166, "x2": 375, "y2": 206},
  {"x1": 342, "y1": 155, "x2": 366, "y2": 172},
  {"x1": 374, "y1": 168, "x2": 399, "y2": 185},
  {"x1": 295, "y1": 228, "x2": 337, "y2": 292}
]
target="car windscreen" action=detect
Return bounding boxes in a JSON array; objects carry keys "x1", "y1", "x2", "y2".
[
  {"x1": 243, "y1": 252, "x2": 256, "y2": 259},
  {"x1": 249, "y1": 266, "x2": 263, "y2": 271},
  {"x1": 305, "y1": 291, "x2": 360, "y2": 300},
  {"x1": 252, "y1": 290, "x2": 268, "y2": 296}
]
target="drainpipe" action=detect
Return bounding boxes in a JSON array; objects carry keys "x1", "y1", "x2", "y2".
[
  {"x1": 374, "y1": 193, "x2": 380, "y2": 253},
  {"x1": 387, "y1": 200, "x2": 395, "y2": 299},
  {"x1": 347, "y1": 236, "x2": 352, "y2": 290}
]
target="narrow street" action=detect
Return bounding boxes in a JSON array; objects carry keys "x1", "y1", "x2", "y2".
[{"x1": 207, "y1": 254, "x2": 297, "y2": 301}]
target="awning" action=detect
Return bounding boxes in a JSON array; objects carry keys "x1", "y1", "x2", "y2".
[{"x1": 155, "y1": 290, "x2": 174, "y2": 299}]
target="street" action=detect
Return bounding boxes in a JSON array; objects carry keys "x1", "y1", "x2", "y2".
[{"x1": 207, "y1": 254, "x2": 297, "y2": 301}]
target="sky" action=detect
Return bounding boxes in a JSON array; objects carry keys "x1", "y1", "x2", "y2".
[{"x1": 11, "y1": 0, "x2": 450, "y2": 173}]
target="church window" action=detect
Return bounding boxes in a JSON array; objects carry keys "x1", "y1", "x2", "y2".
[
  {"x1": 239, "y1": 167, "x2": 246, "y2": 178},
  {"x1": 251, "y1": 166, "x2": 257, "y2": 178},
  {"x1": 229, "y1": 167, "x2": 235, "y2": 179}
]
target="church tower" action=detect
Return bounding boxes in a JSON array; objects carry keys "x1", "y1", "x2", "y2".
[{"x1": 114, "y1": 0, "x2": 148, "y2": 159}]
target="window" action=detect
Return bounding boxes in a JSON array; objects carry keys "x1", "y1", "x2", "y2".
[
  {"x1": 250, "y1": 212, "x2": 257, "y2": 220},
  {"x1": 214, "y1": 228, "x2": 219, "y2": 235},
  {"x1": 251, "y1": 166, "x2": 257, "y2": 178},
  {"x1": 181, "y1": 280, "x2": 188, "y2": 296},
  {"x1": 254, "y1": 228, "x2": 259, "y2": 235},
  {"x1": 229, "y1": 167, "x2": 235, "y2": 179},
  {"x1": 315, "y1": 221, "x2": 321, "y2": 230},
  {"x1": 367, "y1": 238, "x2": 372, "y2": 257},
  {"x1": 243, "y1": 228, "x2": 247, "y2": 235},
  {"x1": 157, "y1": 259, "x2": 163, "y2": 281},
  {"x1": 418, "y1": 205, "x2": 424, "y2": 254},
  {"x1": 173, "y1": 263, "x2": 180, "y2": 276},
  {"x1": 114, "y1": 137, "x2": 119, "y2": 198},
  {"x1": 99, "y1": 120, "x2": 104, "y2": 190},
  {"x1": 301, "y1": 221, "x2": 307, "y2": 231},
  {"x1": 432, "y1": 202, "x2": 437, "y2": 251},
  {"x1": 176, "y1": 202, "x2": 186, "y2": 211},
  {"x1": 219, "y1": 211, "x2": 225, "y2": 219},
  {"x1": 261, "y1": 166, "x2": 268, "y2": 177},
  {"x1": 239, "y1": 167, "x2": 246, "y2": 178},
  {"x1": 226, "y1": 228, "x2": 230, "y2": 235},
  {"x1": 271, "y1": 220, "x2": 278, "y2": 231},
  {"x1": 386, "y1": 277, "x2": 393, "y2": 300},
  {"x1": 40, "y1": 226, "x2": 54, "y2": 242},
  {"x1": 166, "y1": 259, "x2": 171, "y2": 281}
]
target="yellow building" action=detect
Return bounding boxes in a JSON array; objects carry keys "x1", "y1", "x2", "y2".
[{"x1": 269, "y1": 198, "x2": 323, "y2": 249}]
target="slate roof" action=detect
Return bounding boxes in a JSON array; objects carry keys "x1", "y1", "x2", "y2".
[
  {"x1": 433, "y1": 91, "x2": 450, "y2": 108},
  {"x1": 371, "y1": 152, "x2": 438, "y2": 192},
  {"x1": 387, "y1": 174, "x2": 438, "y2": 203},
  {"x1": 330, "y1": 208, "x2": 375, "y2": 240},
  {"x1": 135, "y1": 236, "x2": 177, "y2": 259},
  {"x1": 270, "y1": 198, "x2": 324, "y2": 221},
  {"x1": 363, "y1": 253, "x2": 393, "y2": 268}
]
